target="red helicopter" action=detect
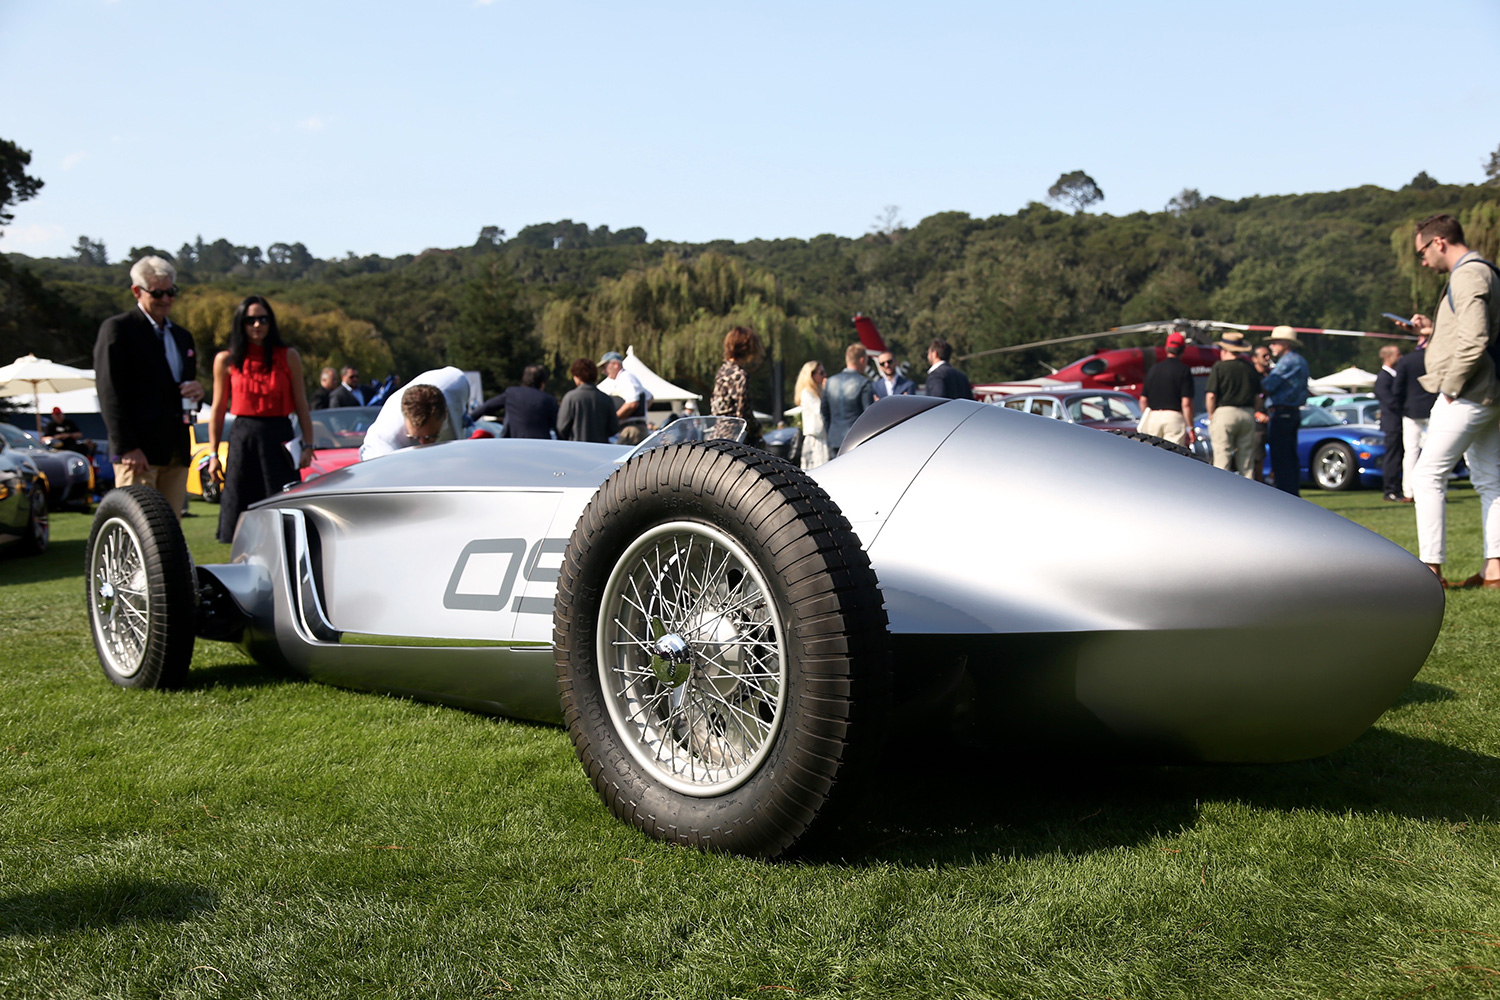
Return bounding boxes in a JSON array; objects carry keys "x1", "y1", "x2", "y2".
[{"x1": 852, "y1": 315, "x2": 1416, "y2": 404}]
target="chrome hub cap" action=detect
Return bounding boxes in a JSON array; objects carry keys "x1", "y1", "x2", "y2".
[
  {"x1": 598, "y1": 522, "x2": 786, "y2": 796},
  {"x1": 90, "y1": 518, "x2": 149, "y2": 678}
]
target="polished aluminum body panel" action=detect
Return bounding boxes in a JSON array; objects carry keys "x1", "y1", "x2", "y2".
[{"x1": 206, "y1": 408, "x2": 1443, "y2": 761}]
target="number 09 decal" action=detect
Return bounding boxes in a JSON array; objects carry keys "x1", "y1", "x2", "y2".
[{"x1": 443, "y1": 537, "x2": 568, "y2": 613}]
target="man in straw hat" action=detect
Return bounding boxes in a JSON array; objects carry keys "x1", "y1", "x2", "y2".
[
  {"x1": 1259, "y1": 325, "x2": 1310, "y2": 495},
  {"x1": 1204, "y1": 333, "x2": 1260, "y2": 478},
  {"x1": 1407, "y1": 213, "x2": 1500, "y2": 588}
]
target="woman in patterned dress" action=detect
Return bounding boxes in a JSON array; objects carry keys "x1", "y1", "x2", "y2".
[{"x1": 710, "y1": 325, "x2": 764, "y2": 447}]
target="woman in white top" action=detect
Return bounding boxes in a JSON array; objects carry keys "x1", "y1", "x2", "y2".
[{"x1": 795, "y1": 359, "x2": 830, "y2": 470}]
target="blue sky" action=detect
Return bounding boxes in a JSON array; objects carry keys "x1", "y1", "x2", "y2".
[{"x1": 2, "y1": 0, "x2": 1498, "y2": 262}]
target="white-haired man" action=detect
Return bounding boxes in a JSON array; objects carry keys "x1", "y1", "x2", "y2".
[{"x1": 94, "y1": 256, "x2": 204, "y2": 517}]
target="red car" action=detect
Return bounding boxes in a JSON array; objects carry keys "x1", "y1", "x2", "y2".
[{"x1": 298, "y1": 406, "x2": 381, "y2": 480}]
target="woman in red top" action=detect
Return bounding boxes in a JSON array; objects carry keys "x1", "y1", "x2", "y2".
[{"x1": 206, "y1": 296, "x2": 315, "y2": 543}]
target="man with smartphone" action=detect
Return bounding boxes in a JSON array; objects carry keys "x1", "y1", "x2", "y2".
[{"x1": 1407, "y1": 214, "x2": 1500, "y2": 588}]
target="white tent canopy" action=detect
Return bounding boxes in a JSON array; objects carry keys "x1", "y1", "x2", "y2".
[
  {"x1": 600, "y1": 345, "x2": 701, "y2": 403},
  {"x1": 1308, "y1": 366, "x2": 1377, "y2": 396},
  {"x1": 0, "y1": 355, "x2": 97, "y2": 430}
]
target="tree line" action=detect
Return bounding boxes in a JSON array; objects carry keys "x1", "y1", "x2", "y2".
[{"x1": 5, "y1": 131, "x2": 1500, "y2": 416}]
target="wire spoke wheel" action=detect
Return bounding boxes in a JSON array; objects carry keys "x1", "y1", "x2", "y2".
[
  {"x1": 598, "y1": 522, "x2": 786, "y2": 797},
  {"x1": 84, "y1": 486, "x2": 196, "y2": 689},
  {"x1": 555, "y1": 441, "x2": 891, "y2": 858},
  {"x1": 90, "y1": 517, "x2": 151, "y2": 678}
]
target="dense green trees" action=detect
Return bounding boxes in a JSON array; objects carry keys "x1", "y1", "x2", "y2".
[{"x1": 6, "y1": 129, "x2": 1500, "y2": 416}]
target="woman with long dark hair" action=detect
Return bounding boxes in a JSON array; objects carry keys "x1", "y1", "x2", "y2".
[{"x1": 205, "y1": 296, "x2": 315, "y2": 542}]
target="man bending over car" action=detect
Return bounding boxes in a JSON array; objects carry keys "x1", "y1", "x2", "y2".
[{"x1": 359, "y1": 365, "x2": 471, "y2": 461}]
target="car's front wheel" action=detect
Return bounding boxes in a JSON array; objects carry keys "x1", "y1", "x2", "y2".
[
  {"x1": 18, "y1": 487, "x2": 48, "y2": 555},
  {"x1": 1313, "y1": 441, "x2": 1357, "y2": 491},
  {"x1": 200, "y1": 467, "x2": 222, "y2": 503},
  {"x1": 85, "y1": 486, "x2": 196, "y2": 688},
  {"x1": 553, "y1": 442, "x2": 890, "y2": 858}
]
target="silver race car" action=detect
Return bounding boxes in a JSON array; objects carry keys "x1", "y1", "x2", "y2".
[{"x1": 84, "y1": 400, "x2": 1444, "y2": 858}]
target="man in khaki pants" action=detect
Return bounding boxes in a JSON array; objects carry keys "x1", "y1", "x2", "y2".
[
  {"x1": 1204, "y1": 336, "x2": 1261, "y2": 477},
  {"x1": 94, "y1": 256, "x2": 203, "y2": 516},
  {"x1": 1137, "y1": 331, "x2": 1196, "y2": 446}
]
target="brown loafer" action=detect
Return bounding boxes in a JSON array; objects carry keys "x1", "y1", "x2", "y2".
[{"x1": 1456, "y1": 573, "x2": 1500, "y2": 589}]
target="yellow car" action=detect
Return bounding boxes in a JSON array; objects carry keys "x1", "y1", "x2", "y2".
[{"x1": 187, "y1": 416, "x2": 231, "y2": 502}]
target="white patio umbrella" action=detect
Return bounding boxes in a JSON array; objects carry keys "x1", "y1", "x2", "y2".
[{"x1": 0, "y1": 354, "x2": 97, "y2": 431}]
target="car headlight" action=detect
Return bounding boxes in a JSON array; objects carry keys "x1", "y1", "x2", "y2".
[
  {"x1": 1358, "y1": 436, "x2": 1383, "y2": 447},
  {"x1": 68, "y1": 456, "x2": 87, "y2": 474}
]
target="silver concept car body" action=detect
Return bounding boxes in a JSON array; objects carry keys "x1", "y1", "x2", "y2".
[{"x1": 86, "y1": 399, "x2": 1444, "y2": 857}]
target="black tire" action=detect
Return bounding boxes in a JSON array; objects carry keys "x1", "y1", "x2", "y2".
[
  {"x1": 18, "y1": 487, "x2": 48, "y2": 555},
  {"x1": 84, "y1": 485, "x2": 196, "y2": 689},
  {"x1": 553, "y1": 441, "x2": 891, "y2": 858},
  {"x1": 1312, "y1": 442, "x2": 1357, "y2": 491},
  {"x1": 1103, "y1": 427, "x2": 1200, "y2": 460},
  {"x1": 200, "y1": 467, "x2": 222, "y2": 503}
]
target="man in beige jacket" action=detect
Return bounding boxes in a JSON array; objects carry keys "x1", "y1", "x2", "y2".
[{"x1": 1408, "y1": 214, "x2": 1500, "y2": 587}]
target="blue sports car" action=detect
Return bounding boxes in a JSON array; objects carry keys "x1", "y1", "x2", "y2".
[{"x1": 1194, "y1": 406, "x2": 1385, "y2": 491}]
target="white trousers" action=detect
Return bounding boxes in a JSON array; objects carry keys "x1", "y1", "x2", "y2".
[
  {"x1": 1401, "y1": 415, "x2": 1428, "y2": 500},
  {"x1": 1411, "y1": 395, "x2": 1500, "y2": 565}
]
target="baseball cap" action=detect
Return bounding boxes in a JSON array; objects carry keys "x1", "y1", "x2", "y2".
[
  {"x1": 598, "y1": 351, "x2": 624, "y2": 365},
  {"x1": 1165, "y1": 332, "x2": 1187, "y2": 350}
]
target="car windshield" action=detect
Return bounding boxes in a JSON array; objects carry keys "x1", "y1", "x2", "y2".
[
  {"x1": 1301, "y1": 407, "x2": 1343, "y2": 428},
  {"x1": 622, "y1": 416, "x2": 746, "y2": 461},
  {"x1": 295, "y1": 407, "x2": 381, "y2": 450},
  {"x1": 1067, "y1": 394, "x2": 1141, "y2": 422},
  {"x1": 0, "y1": 423, "x2": 40, "y2": 448}
]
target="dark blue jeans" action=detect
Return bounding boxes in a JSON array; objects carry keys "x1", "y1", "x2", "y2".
[{"x1": 1268, "y1": 407, "x2": 1301, "y2": 495}]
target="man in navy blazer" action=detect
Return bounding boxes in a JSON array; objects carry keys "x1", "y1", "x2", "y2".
[
  {"x1": 472, "y1": 364, "x2": 560, "y2": 439},
  {"x1": 923, "y1": 338, "x2": 973, "y2": 400},
  {"x1": 93, "y1": 255, "x2": 203, "y2": 516},
  {"x1": 871, "y1": 351, "x2": 916, "y2": 400},
  {"x1": 1373, "y1": 343, "x2": 1405, "y2": 501}
]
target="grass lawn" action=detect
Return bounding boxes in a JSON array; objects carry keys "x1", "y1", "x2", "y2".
[{"x1": 2, "y1": 490, "x2": 1498, "y2": 999}]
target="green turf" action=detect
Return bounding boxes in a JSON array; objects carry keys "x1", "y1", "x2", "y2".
[{"x1": 2, "y1": 491, "x2": 1498, "y2": 999}]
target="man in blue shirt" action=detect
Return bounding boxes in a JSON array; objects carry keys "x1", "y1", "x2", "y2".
[{"x1": 1259, "y1": 326, "x2": 1310, "y2": 495}]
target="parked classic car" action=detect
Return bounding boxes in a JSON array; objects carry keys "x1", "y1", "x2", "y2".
[
  {"x1": 0, "y1": 422, "x2": 93, "y2": 511},
  {"x1": 1193, "y1": 405, "x2": 1387, "y2": 491},
  {"x1": 993, "y1": 389, "x2": 1144, "y2": 431},
  {"x1": 0, "y1": 432, "x2": 48, "y2": 555},
  {"x1": 84, "y1": 401, "x2": 1443, "y2": 858}
]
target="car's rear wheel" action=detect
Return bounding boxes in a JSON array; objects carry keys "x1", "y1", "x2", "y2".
[
  {"x1": 553, "y1": 441, "x2": 890, "y2": 858},
  {"x1": 1313, "y1": 442, "x2": 1357, "y2": 491},
  {"x1": 19, "y1": 487, "x2": 48, "y2": 555},
  {"x1": 85, "y1": 486, "x2": 196, "y2": 688}
]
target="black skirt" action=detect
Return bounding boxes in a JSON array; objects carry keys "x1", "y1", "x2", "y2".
[{"x1": 218, "y1": 415, "x2": 297, "y2": 543}]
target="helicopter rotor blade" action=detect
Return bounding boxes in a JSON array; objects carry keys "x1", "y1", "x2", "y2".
[{"x1": 955, "y1": 319, "x2": 1416, "y2": 361}]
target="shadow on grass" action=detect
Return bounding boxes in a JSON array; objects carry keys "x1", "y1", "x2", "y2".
[
  {"x1": 0, "y1": 879, "x2": 215, "y2": 937},
  {"x1": 2, "y1": 538, "x2": 87, "y2": 585},
  {"x1": 1394, "y1": 681, "x2": 1456, "y2": 705},
  {"x1": 180, "y1": 657, "x2": 298, "y2": 693},
  {"x1": 811, "y1": 728, "x2": 1499, "y2": 866}
]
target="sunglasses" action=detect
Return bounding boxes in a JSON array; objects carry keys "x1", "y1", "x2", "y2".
[
  {"x1": 246, "y1": 315, "x2": 270, "y2": 326},
  {"x1": 878, "y1": 360, "x2": 895, "y2": 368},
  {"x1": 412, "y1": 432, "x2": 440, "y2": 444},
  {"x1": 143, "y1": 286, "x2": 179, "y2": 299},
  {"x1": 1415, "y1": 237, "x2": 1435, "y2": 260}
]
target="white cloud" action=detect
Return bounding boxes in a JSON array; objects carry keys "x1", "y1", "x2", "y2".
[
  {"x1": 61, "y1": 151, "x2": 88, "y2": 171},
  {"x1": 297, "y1": 116, "x2": 328, "y2": 133}
]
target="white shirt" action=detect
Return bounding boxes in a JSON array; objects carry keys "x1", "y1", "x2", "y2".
[
  {"x1": 598, "y1": 368, "x2": 651, "y2": 415},
  {"x1": 359, "y1": 366, "x2": 471, "y2": 461},
  {"x1": 138, "y1": 303, "x2": 184, "y2": 383}
]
